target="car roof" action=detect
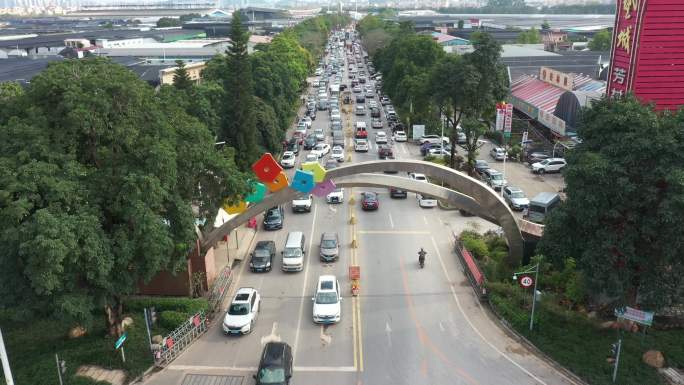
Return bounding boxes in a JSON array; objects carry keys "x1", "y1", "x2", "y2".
[
  {"x1": 255, "y1": 240, "x2": 274, "y2": 247},
  {"x1": 317, "y1": 275, "x2": 337, "y2": 290},
  {"x1": 262, "y1": 342, "x2": 288, "y2": 365},
  {"x1": 506, "y1": 186, "x2": 523, "y2": 192},
  {"x1": 321, "y1": 232, "x2": 338, "y2": 240},
  {"x1": 234, "y1": 287, "x2": 256, "y2": 302},
  {"x1": 283, "y1": 151, "x2": 294, "y2": 156},
  {"x1": 486, "y1": 168, "x2": 502, "y2": 175}
]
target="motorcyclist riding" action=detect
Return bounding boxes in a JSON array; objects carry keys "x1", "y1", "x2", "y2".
[{"x1": 418, "y1": 248, "x2": 426, "y2": 267}]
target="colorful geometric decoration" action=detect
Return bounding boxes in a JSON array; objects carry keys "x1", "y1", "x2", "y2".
[
  {"x1": 300, "y1": 161, "x2": 327, "y2": 183},
  {"x1": 311, "y1": 179, "x2": 336, "y2": 197},
  {"x1": 252, "y1": 153, "x2": 283, "y2": 183},
  {"x1": 291, "y1": 169, "x2": 315, "y2": 193},
  {"x1": 223, "y1": 200, "x2": 247, "y2": 214},
  {"x1": 264, "y1": 171, "x2": 289, "y2": 193},
  {"x1": 244, "y1": 182, "x2": 266, "y2": 203}
]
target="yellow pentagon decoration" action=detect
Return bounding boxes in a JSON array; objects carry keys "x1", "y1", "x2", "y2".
[
  {"x1": 300, "y1": 161, "x2": 327, "y2": 183},
  {"x1": 223, "y1": 200, "x2": 247, "y2": 214}
]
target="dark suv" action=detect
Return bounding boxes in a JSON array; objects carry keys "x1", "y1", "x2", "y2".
[
  {"x1": 250, "y1": 241, "x2": 276, "y2": 272},
  {"x1": 254, "y1": 342, "x2": 293, "y2": 385},
  {"x1": 263, "y1": 206, "x2": 284, "y2": 230}
]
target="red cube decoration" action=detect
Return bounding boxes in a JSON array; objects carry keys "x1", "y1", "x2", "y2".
[{"x1": 251, "y1": 153, "x2": 283, "y2": 183}]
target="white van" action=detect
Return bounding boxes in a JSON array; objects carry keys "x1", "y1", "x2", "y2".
[{"x1": 282, "y1": 231, "x2": 306, "y2": 272}]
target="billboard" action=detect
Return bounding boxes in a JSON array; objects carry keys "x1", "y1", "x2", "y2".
[{"x1": 608, "y1": 0, "x2": 684, "y2": 111}]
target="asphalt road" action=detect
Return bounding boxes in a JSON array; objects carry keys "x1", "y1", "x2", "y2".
[{"x1": 142, "y1": 38, "x2": 576, "y2": 385}]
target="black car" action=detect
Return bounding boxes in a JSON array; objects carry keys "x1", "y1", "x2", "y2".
[
  {"x1": 474, "y1": 160, "x2": 490, "y2": 176},
  {"x1": 250, "y1": 241, "x2": 276, "y2": 272},
  {"x1": 286, "y1": 139, "x2": 299, "y2": 155},
  {"x1": 263, "y1": 206, "x2": 284, "y2": 230},
  {"x1": 254, "y1": 342, "x2": 293, "y2": 385},
  {"x1": 370, "y1": 107, "x2": 380, "y2": 118},
  {"x1": 389, "y1": 187, "x2": 407, "y2": 198},
  {"x1": 420, "y1": 143, "x2": 442, "y2": 156},
  {"x1": 356, "y1": 94, "x2": 365, "y2": 103},
  {"x1": 304, "y1": 135, "x2": 317, "y2": 150}
]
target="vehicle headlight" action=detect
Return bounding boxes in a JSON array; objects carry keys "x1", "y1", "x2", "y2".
[
  {"x1": 250, "y1": 262, "x2": 254, "y2": 267},
  {"x1": 266, "y1": 262, "x2": 271, "y2": 267}
]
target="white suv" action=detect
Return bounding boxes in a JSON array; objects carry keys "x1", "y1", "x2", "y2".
[
  {"x1": 419, "y1": 135, "x2": 450, "y2": 145},
  {"x1": 490, "y1": 147, "x2": 507, "y2": 161},
  {"x1": 223, "y1": 287, "x2": 261, "y2": 335},
  {"x1": 531, "y1": 158, "x2": 567, "y2": 174},
  {"x1": 312, "y1": 275, "x2": 341, "y2": 324}
]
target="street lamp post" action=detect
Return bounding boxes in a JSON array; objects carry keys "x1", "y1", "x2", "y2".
[
  {"x1": 551, "y1": 141, "x2": 561, "y2": 158},
  {"x1": 513, "y1": 263, "x2": 540, "y2": 331}
]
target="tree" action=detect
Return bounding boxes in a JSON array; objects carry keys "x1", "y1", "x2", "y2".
[
  {"x1": 589, "y1": 29, "x2": 612, "y2": 51},
  {"x1": 538, "y1": 95, "x2": 684, "y2": 310},
  {"x1": 180, "y1": 13, "x2": 201, "y2": 22},
  {"x1": 173, "y1": 59, "x2": 194, "y2": 91},
  {"x1": 457, "y1": 19, "x2": 464, "y2": 29},
  {"x1": 0, "y1": 58, "x2": 249, "y2": 335},
  {"x1": 156, "y1": 17, "x2": 181, "y2": 28},
  {"x1": 541, "y1": 20, "x2": 550, "y2": 30},
  {"x1": 517, "y1": 27, "x2": 541, "y2": 44},
  {"x1": 220, "y1": 11, "x2": 259, "y2": 171}
]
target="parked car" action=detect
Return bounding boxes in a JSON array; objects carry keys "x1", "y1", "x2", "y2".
[
  {"x1": 393, "y1": 131, "x2": 407, "y2": 142},
  {"x1": 490, "y1": 147, "x2": 507, "y2": 161},
  {"x1": 419, "y1": 135, "x2": 450, "y2": 145},
  {"x1": 292, "y1": 194, "x2": 313, "y2": 213},
  {"x1": 280, "y1": 151, "x2": 296, "y2": 168},
  {"x1": 361, "y1": 191, "x2": 379, "y2": 210},
  {"x1": 254, "y1": 342, "x2": 293, "y2": 385},
  {"x1": 326, "y1": 187, "x2": 344, "y2": 203},
  {"x1": 312, "y1": 275, "x2": 341, "y2": 323},
  {"x1": 223, "y1": 287, "x2": 261, "y2": 335},
  {"x1": 531, "y1": 158, "x2": 567, "y2": 174},
  {"x1": 330, "y1": 145, "x2": 344, "y2": 162},
  {"x1": 299, "y1": 117, "x2": 312, "y2": 129},
  {"x1": 420, "y1": 142, "x2": 442, "y2": 156},
  {"x1": 410, "y1": 172, "x2": 428, "y2": 183},
  {"x1": 482, "y1": 168, "x2": 507, "y2": 191},
  {"x1": 319, "y1": 233, "x2": 340, "y2": 262},
  {"x1": 304, "y1": 153, "x2": 318, "y2": 163},
  {"x1": 526, "y1": 151, "x2": 551, "y2": 164},
  {"x1": 389, "y1": 187, "x2": 408, "y2": 198},
  {"x1": 286, "y1": 140, "x2": 299, "y2": 155},
  {"x1": 474, "y1": 160, "x2": 489, "y2": 176},
  {"x1": 263, "y1": 206, "x2": 284, "y2": 230},
  {"x1": 502, "y1": 186, "x2": 530, "y2": 211},
  {"x1": 250, "y1": 241, "x2": 276, "y2": 272}
]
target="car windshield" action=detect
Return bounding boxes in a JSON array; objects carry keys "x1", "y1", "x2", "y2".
[
  {"x1": 333, "y1": 148, "x2": 342, "y2": 154},
  {"x1": 529, "y1": 204, "x2": 546, "y2": 214},
  {"x1": 257, "y1": 367, "x2": 286, "y2": 384},
  {"x1": 254, "y1": 249, "x2": 270, "y2": 260},
  {"x1": 266, "y1": 210, "x2": 281, "y2": 220},
  {"x1": 228, "y1": 303, "x2": 249, "y2": 315},
  {"x1": 316, "y1": 292, "x2": 338, "y2": 304},
  {"x1": 491, "y1": 174, "x2": 503, "y2": 181},
  {"x1": 510, "y1": 192, "x2": 525, "y2": 199},
  {"x1": 540, "y1": 159, "x2": 550, "y2": 165},
  {"x1": 321, "y1": 239, "x2": 337, "y2": 248},
  {"x1": 283, "y1": 248, "x2": 302, "y2": 258}
]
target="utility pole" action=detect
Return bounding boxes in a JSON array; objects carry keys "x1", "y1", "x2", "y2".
[{"x1": 0, "y1": 327, "x2": 14, "y2": 385}]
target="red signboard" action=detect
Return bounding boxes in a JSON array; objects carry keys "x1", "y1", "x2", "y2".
[{"x1": 608, "y1": 0, "x2": 684, "y2": 111}]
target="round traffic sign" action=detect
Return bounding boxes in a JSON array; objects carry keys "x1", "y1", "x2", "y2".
[{"x1": 519, "y1": 275, "x2": 534, "y2": 288}]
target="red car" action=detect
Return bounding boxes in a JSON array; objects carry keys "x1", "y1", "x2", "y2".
[
  {"x1": 355, "y1": 128, "x2": 368, "y2": 139},
  {"x1": 361, "y1": 192, "x2": 379, "y2": 211}
]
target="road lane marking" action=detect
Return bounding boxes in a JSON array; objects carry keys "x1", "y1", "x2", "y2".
[
  {"x1": 429, "y1": 236, "x2": 550, "y2": 385},
  {"x1": 260, "y1": 322, "x2": 281, "y2": 345},
  {"x1": 423, "y1": 215, "x2": 428, "y2": 225},
  {"x1": 293, "y1": 203, "x2": 318, "y2": 366},
  {"x1": 385, "y1": 321, "x2": 392, "y2": 347},
  {"x1": 358, "y1": 230, "x2": 430, "y2": 235},
  {"x1": 320, "y1": 324, "x2": 332, "y2": 345},
  {"x1": 388, "y1": 212, "x2": 394, "y2": 228},
  {"x1": 294, "y1": 366, "x2": 357, "y2": 372},
  {"x1": 349, "y1": 200, "x2": 358, "y2": 371},
  {"x1": 356, "y1": 293, "x2": 364, "y2": 372}
]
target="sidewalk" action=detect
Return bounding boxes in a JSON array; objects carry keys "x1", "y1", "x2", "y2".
[{"x1": 212, "y1": 223, "x2": 257, "y2": 273}]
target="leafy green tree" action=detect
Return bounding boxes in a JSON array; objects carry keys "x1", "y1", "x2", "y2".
[
  {"x1": 517, "y1": 27, "x2": 541, "y2": 44},
  {"x1": 541, "y1": 20, "x2": 550, "y2": 30},
  {"x1": 173, "y1": 59, "x2": 194, "y2": 91},
  {"x1": 0, "y1": 81, "x2": 23, "y2": 121},
  {"x1": 589, "y1": 29, "x2": 612, "y2": 51},
  {"x1": 538, "y1": 95, "x2": 684, "y2": 310},
  {"x1": 221, "y1": 12, "x2": 259, "y2": 170},
  {"x1": 156, "y1": 17, "x2": 181, "y2": 28},
  {"x1": 457, "y1": 19, "x2": 464, "y2": 29},
  {"x1": 0, "y1": 58, "x2": 249, "y2": 335}
]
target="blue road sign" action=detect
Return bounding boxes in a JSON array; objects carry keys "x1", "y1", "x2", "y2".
[{"x1": 114, "y1": 332, "x2": 128, "y2": 349}]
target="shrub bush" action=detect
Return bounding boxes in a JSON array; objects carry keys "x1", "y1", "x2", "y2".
[
  {"x1": 159, "y1": 310, "x2": 190, "y2": 330},
  {"x1": 125, "y1": 296, "x2": 209, "y2": 316},
  {"x1": 460, "y1": 231, "x2": 488, "y2": 260},
  {"x1": 483, "y1": 130, "x2": 503, "y2": 145}
]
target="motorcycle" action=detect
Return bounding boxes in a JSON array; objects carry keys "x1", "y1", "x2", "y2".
[{"x1": 418, "y1": 251, "x2": 426, "y2": 269}]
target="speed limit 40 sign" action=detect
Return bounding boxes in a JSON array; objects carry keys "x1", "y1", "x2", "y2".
[{"x1": 519, "y1": 275, "x2": 534, "y2": 289}]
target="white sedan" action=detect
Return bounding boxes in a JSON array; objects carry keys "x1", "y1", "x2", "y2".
[
  {"x1": 326, "y1": 187, "x2": 344, "y2": 203},
  {"x1": 311, "y1": 143, "x2": 331, "y2": 158},
  {"x1": 417, "y1": 194, "x2": 437, "y2": 208},
  {"x1": 330, "y1": 146, "x2": 345, "y2": 162},
  {"x1": 375, "y1": 131, "x2": 388, "y2": 144},
  {"x1": 280, "y1": 151, "x2": 296, "y2": 168},
  {"x1": 394, "y1": 131, "x2": 407, "y2": 142},
  {"x1": 299, "y1": 117, "x2": 312, "y2": 129}
]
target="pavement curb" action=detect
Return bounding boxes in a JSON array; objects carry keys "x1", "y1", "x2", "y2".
[
  {"x1": 482, "y1": 299, "x2": 590, "y2": 385},
  {"x1": 127, "y1": 366, "x2": 157, "y2": 385}
]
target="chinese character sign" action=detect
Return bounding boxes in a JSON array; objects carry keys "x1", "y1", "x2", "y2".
[{"x1": 608, "y1": 0, "x2": 642, "y2": 98}]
